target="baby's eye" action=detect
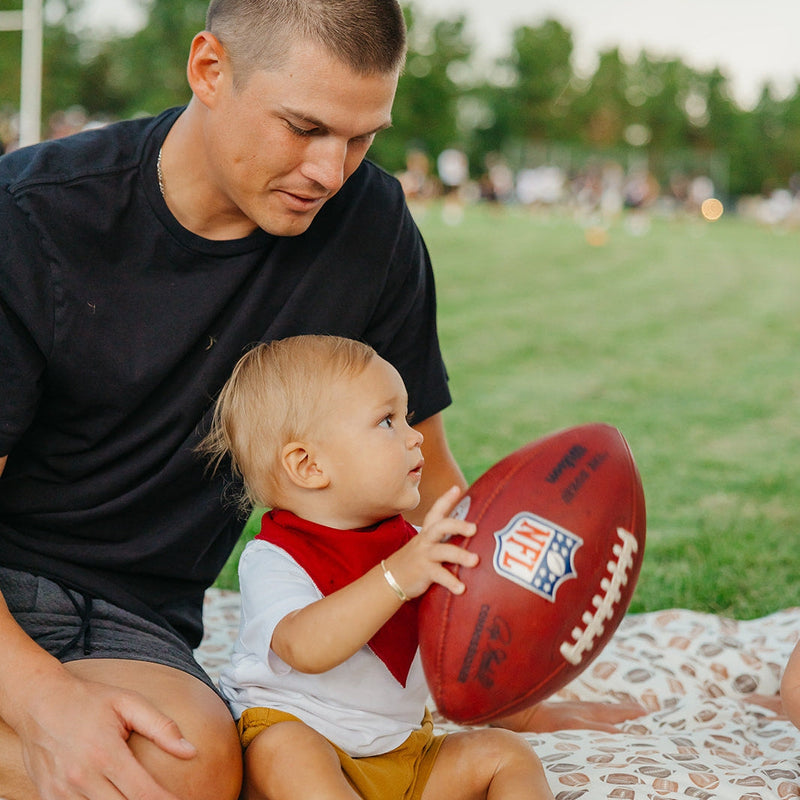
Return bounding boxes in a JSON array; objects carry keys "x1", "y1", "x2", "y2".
[{"x1": 378, "y1": 415, "x2": 394, "y2": 429}]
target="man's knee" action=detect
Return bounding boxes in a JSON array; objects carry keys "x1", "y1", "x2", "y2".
[
  {"x1": 129, "y1": 693, "x2": 242, "y2": 800},
  {"x1": 0, "y1": 702, "x2": 242, "y2": 800},
  {"x1": 68, "y1": 659, "x2": 243, "y2": 800}
]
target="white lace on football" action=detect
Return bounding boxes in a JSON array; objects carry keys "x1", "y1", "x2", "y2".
[{"x1": 559, "y1": 527, "x2": 639, "y2": 666}]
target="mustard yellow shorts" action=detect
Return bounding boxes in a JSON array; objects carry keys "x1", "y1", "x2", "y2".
[{"x1": 238, "y1": 707, "x2": 447, "y2": 800}]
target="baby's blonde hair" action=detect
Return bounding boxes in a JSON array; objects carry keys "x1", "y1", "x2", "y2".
[{"x1": 200, "y1": 335, "x2": 376, "y2": 512}]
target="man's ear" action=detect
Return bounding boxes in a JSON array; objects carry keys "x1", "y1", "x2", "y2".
[
  {"x1": 281, "y1": 442, "x2": 330, "y2": 489},
  {"x1": 186, "y1": 31, "x2": 229, "y2": 108}
]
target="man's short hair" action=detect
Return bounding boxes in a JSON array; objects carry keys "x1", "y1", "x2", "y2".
[
  {"x1": 200, "y1": 335, "x2": 377, "y2": 511},
  {"x1": 206, "y1": 0, "x2": 406, "y2": 87}
]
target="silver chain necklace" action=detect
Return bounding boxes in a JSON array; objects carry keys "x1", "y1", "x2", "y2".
[{"x1": 156, "y1": 147, "x2": 165, "y2": 196}]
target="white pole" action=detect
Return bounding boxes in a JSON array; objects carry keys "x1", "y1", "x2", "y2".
[{"x1": 19, "y1": 0, "x2": 43, "y2": 145}]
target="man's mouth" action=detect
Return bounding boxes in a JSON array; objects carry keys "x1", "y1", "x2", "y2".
[{"x1": 276, "y1": 188, "x2": 328, "y2": 212}]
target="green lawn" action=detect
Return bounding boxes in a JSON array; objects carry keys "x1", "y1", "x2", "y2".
[{"x1": 216, "y1": 203, "x2": 800, "y2": 619}]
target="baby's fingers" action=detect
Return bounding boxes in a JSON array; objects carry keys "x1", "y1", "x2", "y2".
[
  {"x1": 440, "y1": 540, "x2": 479, "y2": 570},
  {"x1": 431, "y1": 562, "x2": 470, "y2": 595},
  {"x1": 425, "y1": 541, "x2": 479, "y2": 596},
  {"x1": 423, "y1": 485, "x2": 464, "y2": 527},
  {"x1": 432, "y1": 540, "x2": 480, "y2": 593},
  {"x1": 425, "y1": 516, "x2": 477, "y2": 545}
]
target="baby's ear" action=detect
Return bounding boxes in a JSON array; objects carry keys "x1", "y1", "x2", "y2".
[{"x1": 280, "y1": 442, "x2": 330, "y2": 489}]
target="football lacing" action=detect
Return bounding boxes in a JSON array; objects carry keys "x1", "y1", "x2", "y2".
[{"x1": 559, "y1": 527, "x2": 638, "y2": 666}]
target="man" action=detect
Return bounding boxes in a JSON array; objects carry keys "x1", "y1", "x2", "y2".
[{"x1": 0, "y1": 1, "x2": 640, "y2": 798}]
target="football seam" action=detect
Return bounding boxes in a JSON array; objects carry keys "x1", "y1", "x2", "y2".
[{"x1": 432, "y1": 460, "x2": 524, "y2": 709}]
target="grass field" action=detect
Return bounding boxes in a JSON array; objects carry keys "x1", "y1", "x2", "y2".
[{"x1": 216, "y1": 203, "x2": 800, "y2": 620}]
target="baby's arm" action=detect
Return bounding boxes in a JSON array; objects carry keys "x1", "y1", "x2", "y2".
[
  {"x1": 781, "y1": 640, "x2": 800, "y2": 727},
  {"x1": 271, "y1": 486, "x2": 477, "y2": 674}
]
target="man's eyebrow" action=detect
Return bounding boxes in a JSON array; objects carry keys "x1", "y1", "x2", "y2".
[{"x1": 280, "y1": 107, "x2": 393, "y2": 136}]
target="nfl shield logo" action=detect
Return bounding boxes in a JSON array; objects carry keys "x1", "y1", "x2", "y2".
[{"x1": 492, "y1": 512, "x2": 582, "y2": 601}]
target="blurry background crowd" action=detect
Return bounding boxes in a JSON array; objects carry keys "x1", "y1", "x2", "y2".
[{"x1": 2, "y1": 0, "x2": 800, "y2": 227}]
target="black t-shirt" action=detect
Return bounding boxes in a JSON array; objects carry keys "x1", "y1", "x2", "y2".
[{"x1": 0, "y1": 108, "x2": 450, "y2": 645}]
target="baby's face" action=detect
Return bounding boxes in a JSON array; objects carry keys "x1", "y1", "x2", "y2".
[{"x1": 312, "y1": 356, "x2": 424, "y2": 529}]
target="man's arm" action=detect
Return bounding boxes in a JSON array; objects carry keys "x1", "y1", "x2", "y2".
[{"x1": 407, "y1": 413, "x2": 467, "y2": 525}]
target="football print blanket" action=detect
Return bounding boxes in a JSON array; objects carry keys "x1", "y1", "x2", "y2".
[{"x1": 196, "y1": 589, "x2": 800, "y2": 799}]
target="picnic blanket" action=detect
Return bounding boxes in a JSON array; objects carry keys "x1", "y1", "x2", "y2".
[{"x1": 196, "y1": 589, "x2": 800, "y2": 799}]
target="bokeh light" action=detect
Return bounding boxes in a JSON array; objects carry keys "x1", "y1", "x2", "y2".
[
  {"x1": 701, "y1": 198, "x2": 724, "y2": 221},
  {"x1": 585, "y1": 226, "x2": 609, "y2": 246}
]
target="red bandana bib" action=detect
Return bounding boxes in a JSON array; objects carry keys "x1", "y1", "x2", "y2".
[{"x1": 256, "y1": 509, "x2": 421, "y2": 686}]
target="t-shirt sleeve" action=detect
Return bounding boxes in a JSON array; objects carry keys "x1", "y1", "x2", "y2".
[
  {"x1": 0, "y1": 181, "x2": 53, "y2": 456},
  {"x1": 236, "y1": 540, "x2": 322, "y2": 674}
]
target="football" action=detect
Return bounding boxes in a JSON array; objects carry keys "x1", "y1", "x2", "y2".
[{"x1": 418, "y1": 423, "x2": 646, "y2": 725}]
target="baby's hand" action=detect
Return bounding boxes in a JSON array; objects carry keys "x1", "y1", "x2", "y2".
[{"x1": 384, "y1": 486, "x2": 478, "y2": 599}]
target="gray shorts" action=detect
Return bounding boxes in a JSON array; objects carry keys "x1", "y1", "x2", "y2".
[{"x1": 0, "y1": 565, "x2": 220, "y2": 696}]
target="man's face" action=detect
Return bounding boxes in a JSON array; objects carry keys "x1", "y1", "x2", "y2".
[{"x1": 202, "y1": 40, "x2": 398, "y2": 238}]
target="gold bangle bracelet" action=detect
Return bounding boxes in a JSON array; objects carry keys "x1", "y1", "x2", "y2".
[{"x1": 381, "y1": 559, "x2": 409, "y2": 602}]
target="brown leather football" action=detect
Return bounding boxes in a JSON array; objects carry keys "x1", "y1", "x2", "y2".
[{"x1": 419, "y1": 423, "x2": 646, "y2": 724}]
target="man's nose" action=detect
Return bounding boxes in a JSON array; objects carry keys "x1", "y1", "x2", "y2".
[{"x1": 300, "y1": 138, "x2": 348, "y2": 194}]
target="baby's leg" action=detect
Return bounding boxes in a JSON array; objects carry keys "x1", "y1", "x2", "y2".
[
  {"x1": 241, "y1": 719, "x2": 359, "y2": 800},
  {"x1": 421, "y1": 728, "x2": 553, "y2": 800}
]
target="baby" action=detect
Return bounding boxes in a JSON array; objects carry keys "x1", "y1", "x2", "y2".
[{"x1": 201, "y1": 335, "x2": 553, "y2": 799}]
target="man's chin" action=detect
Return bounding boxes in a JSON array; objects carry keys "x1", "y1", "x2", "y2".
[{"x1": 257, "y1": 207, "x2": 322, "y2": 237}]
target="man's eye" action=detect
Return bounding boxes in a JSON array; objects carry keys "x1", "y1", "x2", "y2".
[{"x1": 287, "y1": 121, "x2": 316, "y2": 137}]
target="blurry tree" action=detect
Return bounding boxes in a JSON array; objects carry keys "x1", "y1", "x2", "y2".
[
  {"x1": 0, "y1": 0, "x2": 85, "y2": 123},
  {"x1": 503, "y1": 20, "x2": 576, "y2": 143},
  {"x1": 40, "y1": 22, "x2": 86, "y2": 125},
  {"x1": 778, "y1": 82, "x2": 800, "y2": 192},
  {"x1": 369, "y1": 4, "x2": 472, "y2": 172},
  {"x1": 80, "y1": 0, "x2": 205, "y2": 117},
  {"x1": 746, "y1": 87, "x2": 789, "y2": 195},
  {"x1": 636, "y1": 58, "x2": 693, "y2": 152},
  {"x1": 629, "y1": 56, "x2": 695, "y2": 186},
  {"x1": 465, "y1": 19, "x2": 578, "y2": 176},
  {"x1": 695, "y1": 68, "x2": 739, "y2": 148},
  {"x1": 693, "y1": 68, "x2": 752, "y2": 197},
  {"x1": 571, "y1": 48, "x2": 628, "y2": 148},
  {"x1": 0, "y1": 0, "x2": 24, "y2": 110}
]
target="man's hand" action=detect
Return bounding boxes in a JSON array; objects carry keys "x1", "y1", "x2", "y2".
[
  {"x1": 15, "y1": 668, "x2": 195, "y2": 800},
  {"x1": 491, "y1": 698, "x2": 648, "y2": 733}
]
